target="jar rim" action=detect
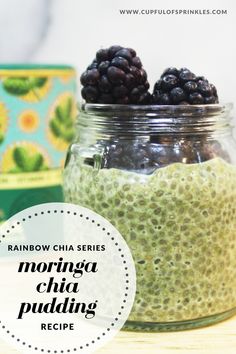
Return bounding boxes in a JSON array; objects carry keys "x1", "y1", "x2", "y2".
[
  {"x1": 82, "y1": 103, "x2": 233, "y2": 116},
  {"x1": 78, "y1": 103, "x2": 233, "y2": 138}
]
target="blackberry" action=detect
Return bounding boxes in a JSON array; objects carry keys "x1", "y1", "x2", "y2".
[
  {"x1": 94, "y1": 136, "x2": 230, "y2": 173},
  {"x1": 152, "y1": 67, "x2": 219, "y2": 105},
  {"x1": 102, "y1": 140, "x2": 159, "y2": 174},
  {"x1": 80, "y1": 45, "x2": 151, "y2": 104}
]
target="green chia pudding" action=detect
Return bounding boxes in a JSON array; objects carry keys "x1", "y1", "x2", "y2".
[
  {"x1": 66, "y1": 46, "x2": 236, "y2": 329},
  {"x1": 64, "y1": 157, "x2": 236, "y2": 323}
]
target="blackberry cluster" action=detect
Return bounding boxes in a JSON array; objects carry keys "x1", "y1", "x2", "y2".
[
  {"x1": 80, "y1": 45, "x2": 150, "y2": 104},
  {"x1": 86, "y1": 139, "x2": 229, "y2": 174},
  {"x1": 152, "y1": 67, "x2": 219, "y2": 105},
  {"x1": 103, "y1": 141, "x2": 158, "y2": 174}
]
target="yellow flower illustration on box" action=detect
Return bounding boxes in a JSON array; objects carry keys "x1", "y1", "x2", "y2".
[
  {"x1": 47, "y1": 92, "x2": 77, "y2": 152},
  {"x1": 19, "y1": 110, "x2": 39, "y2": 133},
  {"x1": 59, "y1": 71, "x2": 76, "y2": 84},
  {"x1": 2, "y1": 77, "x2": 52, "y2": 102},
  {"x1": 0, "y1": 101, "x2": 8, "y2": 144},
  {"x1": 1, "y1": 142, "x2": 51, "y2": 173}
]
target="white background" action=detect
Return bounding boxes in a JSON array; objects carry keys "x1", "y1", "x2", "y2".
[{"x1": 0, "y1": 0, "x2": 235, "y2": 110}]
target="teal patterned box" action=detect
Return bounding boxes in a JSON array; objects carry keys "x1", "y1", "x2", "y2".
[{"x1": 0, "y1": 64, "x2": 77, "y2": 222}]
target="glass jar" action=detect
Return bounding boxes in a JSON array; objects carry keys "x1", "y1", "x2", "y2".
[{"x1": 63, "y1": 103, "x2": 236, "y2": 331}]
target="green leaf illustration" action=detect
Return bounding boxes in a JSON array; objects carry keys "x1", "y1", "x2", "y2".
[
  {"x1": 13, "y1": 147, "x2": 29, "y2": 170},
  {"x1": 12, "y1": 146, "x2": 45, "y2": 172},
  {"x1": 30, "y1": 154, "x2": 44, "y2": 172},
  {"x1": 50, "y1": 96, "x2": 75, "y2": 143},
  {"x1": 64, "y1": 96, "x2": 73, "y2": 117},
  {"x1": 55, "y1": 106, "x2": 67, "y2": 123},
  {"x1": 0, "y1": 132, "x2": 4, "y2": 145},
  {"x1": 49, "y1": 119, "x2": 62, "y2": 138},
  {"x1": 30, "y1": 77, "x2": 47, "y2": 88},
  {"x1": 3, "y1": 77, "x2": 48, "y2": 99},
  {"x1": 63, "y1": 128, "x2": 75, "y2": 143},
  {"x1": 3, "y1": 78, "x2": 31, "y2": 95}
]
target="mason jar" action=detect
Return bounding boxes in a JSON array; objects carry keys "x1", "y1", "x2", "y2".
[{"x1": 63, "y1": 103, "x2": 236, "y2": 331}]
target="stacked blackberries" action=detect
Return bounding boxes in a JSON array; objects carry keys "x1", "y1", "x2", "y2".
[
  {"x1": 80, "y1": 45, "x2": 150, "y2": 104},
  {"x1": 81, "y1": 46, "x2": 220, "y2": 106},
  {"x1": 152, "y1": 67, "x2": 219, "y2": 105}
]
